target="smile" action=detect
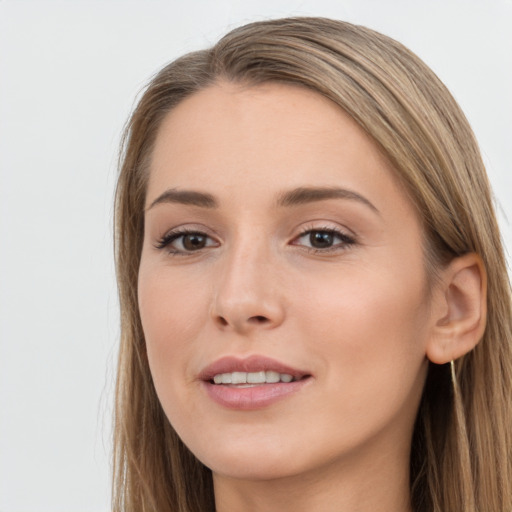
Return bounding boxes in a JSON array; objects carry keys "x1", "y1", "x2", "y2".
[
  {"x1": 200, "y1": 355, "x2": 311, "y2": 410},
  {"x1": 212, "y1": 371, "x2": 295, "y2": 385}
]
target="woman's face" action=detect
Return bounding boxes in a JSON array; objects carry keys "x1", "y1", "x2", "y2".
[{"x1": 139, "y1": 82, "x2": 434, "y2": 483}]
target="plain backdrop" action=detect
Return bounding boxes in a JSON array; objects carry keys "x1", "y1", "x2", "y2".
[{"x1": 0, "y1": 1, "x2": 510, "y2": 511}]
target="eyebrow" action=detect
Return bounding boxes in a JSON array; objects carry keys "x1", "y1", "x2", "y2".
[
  {"x1": 147, "y1": 188, "x2": 218, "y2": 210},
  {"x1": 276, "y1": 186, "x2": 379, "y2": 214},
  {"x1": 146, "y1": 186, "x2": 379, "y2": 214}
]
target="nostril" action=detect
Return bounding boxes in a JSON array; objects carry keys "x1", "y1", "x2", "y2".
[
  {"x1": 217, "y1": 316, "x2": 229, "y2": 327},
  {"x1": 249, "y1": 315, "x2": 269, "y2": 324},
  {"x1": 213, "y1": 313, "x2": 275, "y2": 330}
]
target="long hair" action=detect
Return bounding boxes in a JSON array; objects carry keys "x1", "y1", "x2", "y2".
[{"x1": 113, "y1": 17, "x2": 512, "y2": 512}]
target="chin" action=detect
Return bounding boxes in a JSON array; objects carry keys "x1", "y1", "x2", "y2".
[
  {"x1": 208, "y1": 453, "x2": 307, "y2": 482},
  {"x1": 192, "y1": 429, "x2": 349, "y2": 485},
  {"x1": 185, "y1": 431, "x2": 309, "y2": 481}
]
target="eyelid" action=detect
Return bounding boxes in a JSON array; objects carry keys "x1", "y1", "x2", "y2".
[
  {"x1": 152, "y1": 221, "x2": 357, "y2": 255},
  {"x1": 290, "y1": 223, "x2": 357, "y2": 252},
  {"x1": 154, "y1": 225, "x2": 220, "y2": 254}
]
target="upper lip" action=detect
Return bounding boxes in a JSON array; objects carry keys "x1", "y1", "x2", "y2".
[{"x1": 199, "y1": 355, "x2": 309, "y2": 381}]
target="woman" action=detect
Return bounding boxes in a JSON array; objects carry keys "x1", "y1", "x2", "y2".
[{"x1": 113, "y1": 17, "x2": 512, "y2": 512}]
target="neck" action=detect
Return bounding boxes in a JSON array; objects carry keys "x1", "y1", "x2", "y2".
[{"x1": 213, "y1": 442, "x2": 412, "y2": 512}]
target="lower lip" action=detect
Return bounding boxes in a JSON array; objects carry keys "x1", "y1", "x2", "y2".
[{"x1": 202, "y1": 379, "x2": 310, "y2": 410}]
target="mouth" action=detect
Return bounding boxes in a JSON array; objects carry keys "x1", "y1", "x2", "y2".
[
  {"x1": 212, "y1": 370, "x2": 299, "y2": 386},
  {"x1": 199, "y1": 355, "x2": 312, "y2": 410}
]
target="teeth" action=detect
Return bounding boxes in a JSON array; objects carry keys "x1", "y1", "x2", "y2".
[
  {"x1": 212, "y1": 371, "x2": 295, "y2": 385},
  {"x1": 265, "y1": 371, "x2": 280, "y2": 383},
  {"x1": 231, "y1": 372, "x2": 246, "y2": 384},
  {"x1": 221, "y1": 373, "x2": 232, "y2": 384},
  {"x1": 247, "y1": 371, "x2": 266, "y2": 384}
]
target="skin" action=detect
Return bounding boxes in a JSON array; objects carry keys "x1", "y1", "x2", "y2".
[{"x1": 138, "y1": 82, "x2": 452, "y2": 512}]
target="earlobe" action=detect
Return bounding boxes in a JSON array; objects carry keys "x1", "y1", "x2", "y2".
[{"x1": 426, "y1": 253, "x2": 487, "y2": 364}]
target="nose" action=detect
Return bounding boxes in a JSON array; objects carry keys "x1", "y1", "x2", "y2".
[{"x1": 211, "y1": 241, "x2": 285, "y2": 334}]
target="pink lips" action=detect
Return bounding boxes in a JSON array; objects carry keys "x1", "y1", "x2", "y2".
[{"x1": 199, "y1": 355, "x2": 311, "y2": 410}]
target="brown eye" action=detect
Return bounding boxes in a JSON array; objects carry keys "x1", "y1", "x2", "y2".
[
  {"x1": 309, "y1": 231, "x2": 334, "y2": 248},
  {"x1": 293, "y1": 228, "x2": 356, "y2": 252},
  {"x1": 155, "y1": 230, "x2": 218, "y2": 254},
  {"x1": 182, "y1": 233, "x2": 208, "y2": 251}
]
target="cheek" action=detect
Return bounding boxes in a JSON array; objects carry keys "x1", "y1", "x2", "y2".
[
  {"x1": 137, "y1": 265, "x2": 208, "y2": 407},
  {"x1": 138, "y1": 261, "x2": 209, "y2": 343},
  {"x1": 296, "y1": 256, "x2": 429, "y2": 338},
  {"x1": 294, "y1": 260, "x2": 430, "y2": 413}
]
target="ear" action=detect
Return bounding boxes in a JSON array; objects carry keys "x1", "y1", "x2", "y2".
[{"x1": 426, "y1": 253, "x2": 487, "y2": 364}]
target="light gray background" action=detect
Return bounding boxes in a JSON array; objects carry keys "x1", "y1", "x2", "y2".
[{"x1": 0, "y1": 1, "x2": 510, "y2": 511}]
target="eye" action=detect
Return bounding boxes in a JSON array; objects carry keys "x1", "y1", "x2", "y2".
[
  {"x1": 155, "y1": 229, "x2": 218, "y2": 254},
  {"x1": 293, "y1": 228, "x2": 355, "y2": 252}
]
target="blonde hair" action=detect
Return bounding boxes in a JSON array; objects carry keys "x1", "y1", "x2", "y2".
[{"x1": 113, "y1": 17, "x2": 512, "y2": 512}]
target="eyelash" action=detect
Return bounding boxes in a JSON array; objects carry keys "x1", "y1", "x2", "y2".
[
  {"x1": 154, "y1": 226, "x2": 356, "y2": 255},
  {"x1": 293, "y1": 226, "x2": 356, "y2": 254},
  {"x1": 154, "y1": 228, "x2": 217, "y2": 255}
]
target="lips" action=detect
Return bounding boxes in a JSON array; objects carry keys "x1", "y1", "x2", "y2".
[{"x1": 199, "y1": 355, "x2": 311, "y2": 410}]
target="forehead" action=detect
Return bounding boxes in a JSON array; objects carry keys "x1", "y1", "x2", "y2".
[{"x1": 146, "y1": 81, "x2": 413, "y2": 220}]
